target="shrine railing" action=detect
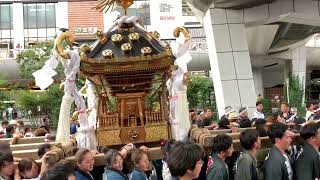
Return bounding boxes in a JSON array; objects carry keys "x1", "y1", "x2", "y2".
[
  {"x1": 145, "y1": 111, "x2": 166, "y2": 125},
  {"x1": 98, "y1": 113, "x2": 119, "y2": 129}
]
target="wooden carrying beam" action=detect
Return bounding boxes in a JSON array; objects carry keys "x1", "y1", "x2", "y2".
[
  {"x1": 11, "y1": 142, "x2": 57, "y2": 151},
  {"x1": 13, "y1": 139, "x2": 77, "y2": 160},
  {"x1": 37, "y1": 135, "x2": 301, "y2": 167},
  {"x1": 190, "y1": 127, "x2": 255, "y2": 141},
  {"x1": 0, "y1": 136, "x2": 46, "y2": 144}
]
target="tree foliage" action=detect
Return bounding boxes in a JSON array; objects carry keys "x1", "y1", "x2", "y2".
[
  {"x1": 16, "y1": 42, "x2": 63, "y2": 79},
  {"x1": 0, "y1": 73, "x2": 9, "y2": 118},
  {"x1": 15, "y1": 42, "x2": 66, "y2": 125},
  {"x1": 285, "y1": 73, "x2": 306, "y2": 116},
  {"x1": 187, "y1": 74, "x2": 217, "y2": 118},
  {"x1": 13, "y1": 84, "x2": 63, "y2": 126}
]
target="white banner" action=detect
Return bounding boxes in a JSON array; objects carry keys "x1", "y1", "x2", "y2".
[{"x1": 150, "y1": 0, "x2": 183, "y2": 39}]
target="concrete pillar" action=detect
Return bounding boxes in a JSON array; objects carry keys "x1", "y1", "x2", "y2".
[
  {"x1": 291, "y1": 46, "x2": 306, "y2": 103},
  {"x1": 56, "y1": 2, "x2": 68, "y2": 29},
  {"x1": 292, "y1": 46, "x2": 306, "y2": 85},
  {"x1": 203, "y1": 8, "x2": 257, "y2": 117},
  {"x1": 12, "y1": 3, "x2": 24, "y2": 50},
  {"x1": 252, "y1": 68, "x2": 264, "y2": 97}
]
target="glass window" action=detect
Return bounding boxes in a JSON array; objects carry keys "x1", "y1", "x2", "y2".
[
  {"x1": 0, "y1": 4, "x2": 13, "y2": 49},
  {"x1": 24, "y1": 3, "x2": 57, "y2": 46},
  {"x1": 46, "y1": 4, "x2": 56, "y2": 28},
  {"x1": 24, "y1": 3, "x2": 56, "y2": 29},
  {"x1": 37, "y1": 4, "x2": 46, "y2": 28},
  {"x1": 24, "y1": 4, "x2": 37, "y2": 28},
  {"x1": 0, "y1": 4, "x2": 13, "y2": 30}
]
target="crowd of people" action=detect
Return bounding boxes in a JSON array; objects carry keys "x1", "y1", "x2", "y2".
[
  {"x1": 0, "y1": 117, "x2": 54, "y2": 144},
  {"x1": 190, "y1": 101, "x2": 319, "y2": 134},
  {"x1": 0, "y1": 100, "x2": 319, "y2": 180}
]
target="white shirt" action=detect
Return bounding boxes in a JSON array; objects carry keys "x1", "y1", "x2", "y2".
[
  {"x1": 252, "y1": 110, "x2": 265, "y2": 119},
  {"x1": 305, "y1": 110, "x2": 314, "y2": 121},
  {"x1": 283, "y1": 154, "x2": 293, "y2": 180}
]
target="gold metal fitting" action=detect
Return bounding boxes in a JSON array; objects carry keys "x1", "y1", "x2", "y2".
[
  {"x1": 128, "y1": 128, "x2": 138, "y2": 141},
  {"x1": 121, "y1": 43, "x2": 132, "y2": 52},
  {"x1": 102, "y1": 49, "x2": 114, "y2": 59},
  {"x1": 96, "y1": 29, "x2": 107, "y2": 43},
  {"x1": 173, "y1": 26, "x2": 190, "y2": 43},
  {"x1": 150, "y1": 31, "x2": 160, "y2": 39},
  {"x1": 141, "y1": 47, "x2": 152, "y2": 55},
  {"x1": 111, "y1": 34, "x2": 122, "y2": 43},
  {"x1": 80, "y1": 44, "x2": 91, "y2": 54},
  {"x1": 128, "y1": 32, "x2": 140, "y2": 41}
]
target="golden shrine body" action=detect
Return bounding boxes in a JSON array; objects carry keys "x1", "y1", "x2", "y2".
[{"x1": 78, "y1": 20, "x2": 177, "y2": 146}]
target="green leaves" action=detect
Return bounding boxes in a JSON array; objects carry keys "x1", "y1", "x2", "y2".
[
  {"x1": 285, "y1": 73, "x2": 306, "y2": 116},
  {"x1": 16, "y1": 42, "x2": 64, "y2": 79},
  {"x1": 187, "y1": 74, "x2": 217, "y2": 119},
  {"x1": 10, "y1": 84, "x2": 63, "y2": 126}
]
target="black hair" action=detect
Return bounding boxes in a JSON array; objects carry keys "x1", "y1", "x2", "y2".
[
  {"x1": 240, "y1": 129, "x2": 259, "y2": 150},
  {"x1": 254, "y1": 119, "x2": 268, "y2": 137},
  {"x1": 37, "y1": 144, "x2": 52, "y2": 158},
  {"x1": 256, "y1": 101, "x2": 262, "y2": 106},
  {"x1": 218, "y1": 117, "x2": 230, "y2": 129},
  {"x1": 204, "y1": 108, "x2": 211, "y2": 113},
  {"x1": 6, "y1": 125, "x2": 14, "y2": 134},
  {"x1": 42, "y1": 117, "x2": 49, "y2": 123},
  {"x1": 254, "y1": 118, "x2": 266, "y2": 125},
  {"x1": 167, "y1": 142, "x2": 203, "y2": 177},
  {"x1": 24, "y1": 126, "x2": 32, "y2": 134},
  {"x1": 212, "y1": 134, "x2": 233, "y2": 153},
  {"x1": 0, "y1": 152, "x2": 13, "y2": 170},
  {"x1": 0, "y1": 143, "x2": 11, "y2": 154},
  {"x1": 17, "y1": 120, "x2": 24, "y2": 126},
  {"x1": 306, "y1": 102, "x2": 313, "y2": 109},
  {"x1": 268, "y1": 123, "x2": 288, "y2": 144},
  {"x1": 239, "y1": 118, "x2": 252, "y2": 128},
  {"x1": 1, "y1": 120, "x2": 8, "y2": 126},
  {"x1": 300, "y1": 122, "x2": 320, "y2": 140},
  {"x1": 162, "y1": 139, "x2": 183, "y2": 159},
  {"x1": 40, "y1": 160, "x2": 75, "y2": 180},
  {"x1": 272, "y1": 112, "x2": 283, "y2": 122}
]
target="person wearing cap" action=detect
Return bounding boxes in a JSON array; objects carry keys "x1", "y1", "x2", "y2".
[
  {"x1": 228, "y1": 111, "x2": 240, "y2": 127},
  {"x1": 219, "y1": 106, "x2": 234, "y2": 122},
  {"x1": 238, "y1": 107, "x2": 252, "y2": 128},
  {"x1": 9, "y1": 120, "x2": 18, "y2": 132},
  {"x1": 252, "y1": 101, "x2": 264, "y2": 120}
]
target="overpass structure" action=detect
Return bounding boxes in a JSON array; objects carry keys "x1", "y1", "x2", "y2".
[{"x1": 184, "y1": 0, "x2": 320, "y2": 116}]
